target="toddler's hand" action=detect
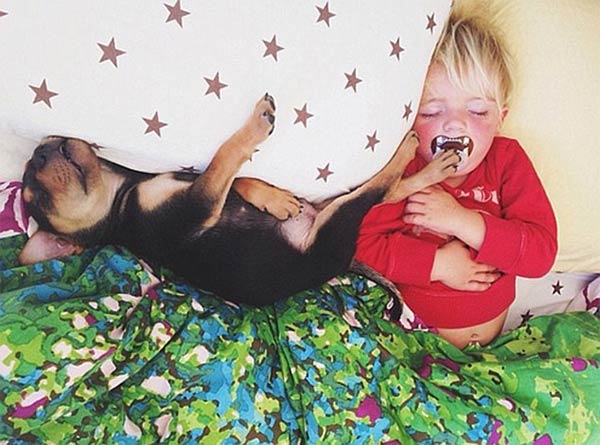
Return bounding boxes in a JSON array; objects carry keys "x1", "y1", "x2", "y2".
[
  {"x1": 403, "y1": 185, "x2": 464, "y2": 236},
  {"x1": 431, "y1": 240, "x2": 501, "y2": 291}
]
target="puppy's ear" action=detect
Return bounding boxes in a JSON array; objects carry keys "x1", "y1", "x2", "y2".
[{"x1": 18, "y1": 230, "x2": 84, "y2": 265}]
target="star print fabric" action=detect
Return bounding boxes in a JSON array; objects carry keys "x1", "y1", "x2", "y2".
[{"x1": 0, "y1": 0, "x2": 450, "y2": 201}]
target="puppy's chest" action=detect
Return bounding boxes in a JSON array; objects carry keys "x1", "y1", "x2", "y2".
[
  {"x1": 118, "y1": 174, "x2": 195, "y2": 244},
  {"x1": 136, "y1": 174, "x2": 192, "y2": 212}
]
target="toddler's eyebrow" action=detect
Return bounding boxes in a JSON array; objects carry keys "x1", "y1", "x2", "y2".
[
  {"x1": 422, "y1": 97, "x2": 444, "y2": 104},
  {"x1": 467, "y1": 97, "x2": 495, "y2": 106}
]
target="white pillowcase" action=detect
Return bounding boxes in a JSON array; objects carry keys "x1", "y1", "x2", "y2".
[
  {"x1": 484, "y1": 0, "x2": 600, "y2": 272},
  {"x1": 0, "y1": 0, "x2": 451, "y2": 201}
]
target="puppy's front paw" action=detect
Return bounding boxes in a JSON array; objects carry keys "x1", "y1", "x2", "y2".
[
  {"x1": 263, "y1": 188, "x2": 302, "y2": 220},
  {"x1": 252, "y1": 183, "x2": 301, "y2": 220},
  {"x1": 244, "y1": 93, "x2": 276, "y2": 145}
]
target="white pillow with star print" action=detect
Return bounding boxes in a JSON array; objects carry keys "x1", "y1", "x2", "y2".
[{"x1": 0, "y1": 0, "x2": 451, "y2": 201}]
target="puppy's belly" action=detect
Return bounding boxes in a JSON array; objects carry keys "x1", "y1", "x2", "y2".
[{"x1": 280, "y1": 199, "x2": 318, "y2": 250}]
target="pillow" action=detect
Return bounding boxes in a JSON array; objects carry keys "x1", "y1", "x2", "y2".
[
  {"x1": 453, "y1": 0, "x2": 600, "y2": 272},
  {"x1": 0, "y1": 1, "x2": 451, "y2": 202},
  {"x1": 0, "y1": 130, "x2": 38, "y2": 181}
]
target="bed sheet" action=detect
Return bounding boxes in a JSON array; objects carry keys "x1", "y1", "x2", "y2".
[
  {"x1": 505, "y1": 271, "x2": 600, "y2": 332},
  {"x1": 1, "y1": 234, "x2": 600, "y2": 444}
]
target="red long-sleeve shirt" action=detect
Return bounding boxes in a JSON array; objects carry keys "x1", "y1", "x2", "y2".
[{"x1": 356, "y1": 136, "x2": 557, "y2": 328}]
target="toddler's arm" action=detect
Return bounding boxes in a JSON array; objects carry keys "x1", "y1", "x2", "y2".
[
  {"x1": 356, "y1": 202, "x2": 498, "y2": 289},
  {"x1": 403, "y1": 185, "x2": 486, "y2": 250},
  {"x1": 404, "y1": 141, "x2": 557, "y2": 277},
  {"x1": 475, "y1": 152, "x2": 557, "y2": 276}
]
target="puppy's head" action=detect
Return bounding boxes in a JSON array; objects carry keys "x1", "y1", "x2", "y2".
[{"x1": 22, "y1": 137, "x2": 111, "y2": 244}]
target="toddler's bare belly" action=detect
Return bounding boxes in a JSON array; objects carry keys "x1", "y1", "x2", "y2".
[{"x1": 436, "y1": 309, "x2": 508, "y2": 349}]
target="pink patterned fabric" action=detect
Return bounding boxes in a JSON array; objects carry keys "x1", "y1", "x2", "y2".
[{"x1": 0, "y1": 181, "x2": 29, "y2": 238}]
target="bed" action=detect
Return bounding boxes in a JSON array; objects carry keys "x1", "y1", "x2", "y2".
[
  {"x1": 1, "y1": 191, "x2": 600, "y2": 444},
  {"x1": 1, "y1": 1, "x2": 600, "y2": 444}
]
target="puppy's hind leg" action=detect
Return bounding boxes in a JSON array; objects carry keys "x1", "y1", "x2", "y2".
[
  {"x1": 297, "y1": 130, "x2": 420, "y2": 252},
  {"x1": 190, "y1": 94, "x2": 276, "y2": 229},
  {"x1": 383, "y1": 146, "x2": 460, "y2": 203}
]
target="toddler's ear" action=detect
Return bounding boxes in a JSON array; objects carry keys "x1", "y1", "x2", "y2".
[{"x1": 18, "y1": 230, "x2": 83, "y2": 265}]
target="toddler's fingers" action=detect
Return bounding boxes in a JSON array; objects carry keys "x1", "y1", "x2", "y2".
[
  {"x1": 475, "y1": 271, "x2": 502, "y2": 283},
  {"x1": 402, "y1": 213, "x2": 424, "y2": 226},
  {"x1": 466, "y1": 280, "x2": 494, "y2": 291},
  {"x1": 404, "y1": 202, "x2": 425, "y2": 214}
]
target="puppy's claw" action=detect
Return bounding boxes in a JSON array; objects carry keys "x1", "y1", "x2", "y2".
[{"x1": 264, "y1": 93, "x2": 276, "y2": 111}]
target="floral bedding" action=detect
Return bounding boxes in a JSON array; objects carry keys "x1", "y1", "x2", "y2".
[{"x1": 1, "y1": 231, "x2": 600, "y2": 445}]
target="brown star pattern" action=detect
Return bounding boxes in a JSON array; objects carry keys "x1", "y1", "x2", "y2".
[
  {"x1": 402, "y1": 102, "x2": 413, "y2": 121},
  {"x1": 520, "y1": 310, "x2": 534, "y2": 325},
  {"x1": 365, "y1": 131, "x2": 380, "y2": 151},
  {"x1": 316, "y1": 163, "x2": 334, "y2": 182},
  {"x1": 316, "y1": 3, "x2": 335, "y2": 27},
  {"x1": 294, "y1": 104, "x2": 314, "y2": 128},
  {"x1": 204, "y1": 72, "x2": 228, "y2": 99},
  {"x1": 98, "y1": 38, "x2": 126, "y2": 68},
  {"x1": 426, "y1": 13, "x2": 437, "y2": 34},
  {"x1": 552, "y1": 280, "x2": 564, "y2": 295},
  {"x1": 344, "y1": 69, "x2": 362, "y2": 93},
  {"x1": 165, "y1": 0, "x2": 190, "y2": 28},
  {"x1": 390, "y1": 37, "x2": 405, "y2": 60},
  {"x1": 143, "y1": 112, "x2": 168, "y2": 137},
  {"x1": 8, "y1": 5, "x2": 449, "y2": 203},
  {"x1": 262, "y1": 35, "x2": 284, "y2": 61},
  {"x1": 29, "y1": 79, "x2": 58, "y2": 108}
]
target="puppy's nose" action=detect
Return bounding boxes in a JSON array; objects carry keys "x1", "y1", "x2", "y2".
[{"x1": 31, "y1": 144, "x2": 53, "y2": 169}]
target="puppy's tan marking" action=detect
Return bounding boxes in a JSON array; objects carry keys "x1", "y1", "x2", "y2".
[
  {"x1": 48, "y1": 168, "x2": 125, "y2": 234},
  {"x1": 137, "y1": 174, "x2": 190, "y2": 212}
]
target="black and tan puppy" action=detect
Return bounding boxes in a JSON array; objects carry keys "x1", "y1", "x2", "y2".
[{"x1": 20, "y1": 94, "x2": 458, "y2": 305}]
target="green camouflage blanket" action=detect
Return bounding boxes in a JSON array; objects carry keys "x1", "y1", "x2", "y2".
[{"x1": 1, "y1": 234, "x2": 599, "y2": 444}]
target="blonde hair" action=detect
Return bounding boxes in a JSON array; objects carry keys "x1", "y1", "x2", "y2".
[{"x1": 432, "y1": 9, "x2": 513, "y2": 110}]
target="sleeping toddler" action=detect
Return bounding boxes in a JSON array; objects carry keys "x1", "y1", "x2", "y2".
[{"x1": 356, "y1": 8, "x2": 557, "y2": 348}]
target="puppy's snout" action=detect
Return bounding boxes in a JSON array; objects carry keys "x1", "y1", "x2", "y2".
[{"x1": 31, "y1": 144, "x2": 53, "y2": 169}]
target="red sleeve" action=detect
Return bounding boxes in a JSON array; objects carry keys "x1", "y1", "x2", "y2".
[
  {"x1": 475, "y1": 140, "x2": 557, "y2": 277},
  {"x1": 356, "y1": 202, "x2": 438, "y2": 285}
]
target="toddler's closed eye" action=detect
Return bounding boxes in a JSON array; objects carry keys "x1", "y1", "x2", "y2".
[
  {"x1": 419, "y1": 112, "x2": 441, "y2": 119},
  {"x1": 469, "y1": 110, "x2": 489, "y2": 117}
]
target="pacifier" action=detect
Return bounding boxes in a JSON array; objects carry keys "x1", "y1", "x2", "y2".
[{"x1": 430, "y1": 135, "x2": 473, "y2": 171}]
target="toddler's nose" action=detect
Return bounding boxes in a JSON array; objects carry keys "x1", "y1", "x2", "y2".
[{"x1": 443, "y1": 112, "x2": 467, "y2": 133}]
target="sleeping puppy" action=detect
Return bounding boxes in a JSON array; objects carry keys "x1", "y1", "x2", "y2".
[{"x1": 20, "y1": 94, "x2": 458, "y2": 305}]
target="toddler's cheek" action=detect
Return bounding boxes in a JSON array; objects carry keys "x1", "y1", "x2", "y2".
[{"x1": 413, "y1": 123, "x2": 435, "y2": 149}]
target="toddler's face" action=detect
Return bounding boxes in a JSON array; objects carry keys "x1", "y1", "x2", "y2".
[{"x1": 412, "y1": 63, "x2": 506, "y2": 179}]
